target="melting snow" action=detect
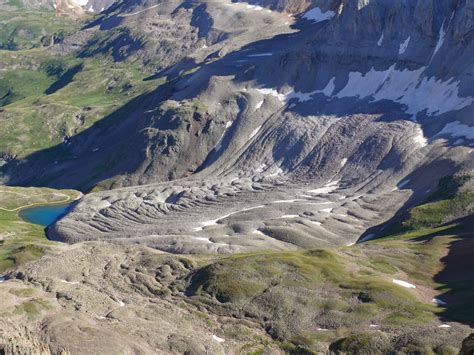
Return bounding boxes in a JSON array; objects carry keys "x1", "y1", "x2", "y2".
[
  {"x1": 360, "y1": 233, "x2": 375, "y2": 242},
  {"x1": 214, "y1": 121, "x2": 234, "y2": 152},
  {"x1": 246, "y1": 4, "x2": 264, "y2": 11},
  {"x1": 213, "y1": 335, "x2": 225, "y2": 342},
  {"x1": 195, "y1": 237, "x2": 212, "y2": 243},
  {"x1": 438, "y1": 324, "x2": 451, "y2": 328},
  {"x1": 272, "y1": 199, "x2": 306, "y2": 204},
  {"x1": 377, "y1": 33, "x2": 384, "y2": 46},
  {"x1": 435, "y1": 121, "x2": 474, "y2": 140},
  {"x1": 392, "y1": 279, "x2": 416, "y2": 289},
  {"x1": 257, "y1": 88, "x2": 287, "y2": 103},
  {"x1": 308, "y1": 180, "x2": 339, "y2": 194},
  {"x1": 194, "y1": 206, "x2": 265, "y2": 231},
  {"x1": 321, "y1": 77, "x2": 336, "y2": 96},
  {"x1": 248, "y1": 53, "x2": 273, "y2": 57},
  {"x1": 287, "y1": 91, "x2": 315, "y2": 103},
  {"x1": 431, "y1": 21, "x2": 447, "y2": 61},
  {"x1": 60, "y1": 280, "x2": 79, "y2": 285},
  {"x1": 399, "y1": 179, "x2": 410, "y2": 188},
  {"x1": 413, "y1": 127, "x2": 428, "y2": 148},
  {"x1": 303, "y1": 7, "x2": 335, "y2": 22},
  {"x1": 250, "y1": 125, "x2": 262, "y2": 139},
  {"x1": 333, "y1": 65, "x2": 473, "y2": 117},
  {"x1": 432, "y1": 298, "x2": 447, "y2": 306},
  {"x1": 340, "y1": 158, "x2": 348, "y2": 167},
  {"x1": 399, "y1": 36, "x2": 411, "y2": 55}
]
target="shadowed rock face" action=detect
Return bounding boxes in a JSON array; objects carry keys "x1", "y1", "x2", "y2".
[
  {"x1": 4, "y1": 0, "x2": 474, "y2": 253},
  {"x1": 461, "y1": 333, "x2": 474, "y2": 355}
]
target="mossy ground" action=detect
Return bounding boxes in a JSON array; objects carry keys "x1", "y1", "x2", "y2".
[
  {"x1": 0, "y1": 9, "x2": 78, "y2": 50},
  {"x1": 0, "y1": 48, "x2": 160, "y2": 158},
  {"x1": 0, "y1": 186, "x2": 80, "y2": 272},
  {"x1": 184, "y1": 176, "x2": 474, "y2": 353}
]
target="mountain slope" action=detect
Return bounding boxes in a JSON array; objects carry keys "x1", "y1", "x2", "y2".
[
  {"x1": 0, "y1": 1, "x2": 473, "y2": 353},
  {"x1": 9, "y1": 0, "x2": 469, "y2": 253},
  {"x1": 1, "y1": 173, "x2": 473, "y2": 353}
]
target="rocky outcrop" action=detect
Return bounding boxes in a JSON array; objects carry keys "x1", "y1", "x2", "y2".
[
  {"x1": 0, "y1": 320, "x2": 50, "y2": 355},
  {"x1": 461, "y1": 334, "x2": 474, "y2": 355}
]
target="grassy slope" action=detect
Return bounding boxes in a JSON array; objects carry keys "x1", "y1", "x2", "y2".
[
  {"x1": 0, "y1": 5, "x2": 160, "y2": 159},
  {"x1": 182, "y1": 175, "x2": 474, "y2": 354},
  {"x1": 0, "y1": 6, "x2": 77, "y2": 50},
  {"x1": 0, "y1": 49, "x2": 159, "y2": 158},
  {"x1": 0, "y1": 186, "x2": 80, "y2": 272}
]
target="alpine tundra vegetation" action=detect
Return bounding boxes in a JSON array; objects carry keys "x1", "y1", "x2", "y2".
[{"x1": 0, "y1": 0, "x2": 473, "y2": 354}]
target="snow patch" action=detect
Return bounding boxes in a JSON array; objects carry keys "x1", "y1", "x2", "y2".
[
  {"x1": 334, "y1": 65, "x2": 473, "y2": 117},
  {"x1": 213, "y1": 335, "x2": 225, "y2": 342},
  {"x1": 195, "y1": 237, "x2": 212, "y2": 243},
  {"x1": 214, "y1": 121, "x2": 234, "y2": 152},
  {"x1": 194, "y1": 206, "x2": 265, "y2": 231},
  {"x1": 432, "y1": 298, "x2": 447, "y2": 306},
  {"x1": 360, "y1": 233, "x2": 375, "y2": 242},
  {"x1": 308, "y1": 180, "x2": 339, "y2": 194},
  {"x1": 248, "y1": 53, "x2": 273, "y2": 58},
  {"x1": 60, "y1": 280, "x2": 79, "y2": 285},
  {"x1": 413, "y1": 127, "x2": 428, "y2": 148},
  {"x1": 435, "y1": 121, "x2": 474, "y2": 140},
  {"x1": 257, "y1": 88, "x2": 287, "y2": 103},
  {"x1": 399, "y1": 36, "x2": 411, "y2": 55},
  {"x1": 303, "y1": 7, "x2": 335, "y2": 22},
  {"x1": 431, "y1": 21, "x2": 447, "y2": 61},
  {"x1": 272, "y1": 199, "x2": 306, "y2": 204},
  {"x1": 392, "y1": 279, "x2": 416, "y2": 289},
  {"x1": 250, "y1": 125, "x2": 262, "y2": 139},
  {"x1": 377, "y1": 33, "x2": 384, "y2": 46}
]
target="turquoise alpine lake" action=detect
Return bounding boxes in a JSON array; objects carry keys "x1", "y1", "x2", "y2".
[{"x1": 19, "y1": 203, "x2": 73, "y2": 226}]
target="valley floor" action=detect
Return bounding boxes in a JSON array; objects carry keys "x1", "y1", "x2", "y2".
[{"x1": 0, "y1": 185, "x2": 473, "y2": 354}]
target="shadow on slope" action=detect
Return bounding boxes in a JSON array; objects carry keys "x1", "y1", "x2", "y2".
[
  {"x1": 2, "y1": 5, "x2": 467, "y2": 192},
  {"x1": 433, "y1": 214, "x2": 474, "y2": 326},
  {"x1": 1, "y1": 85, "x2": 169, "y2": 192},
  {"x1": 363, "y1": 173, "x2": 474, "y2": 327},
  {"x1": 44, "y1": 64, "x2": 83, "y2": 95}
]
